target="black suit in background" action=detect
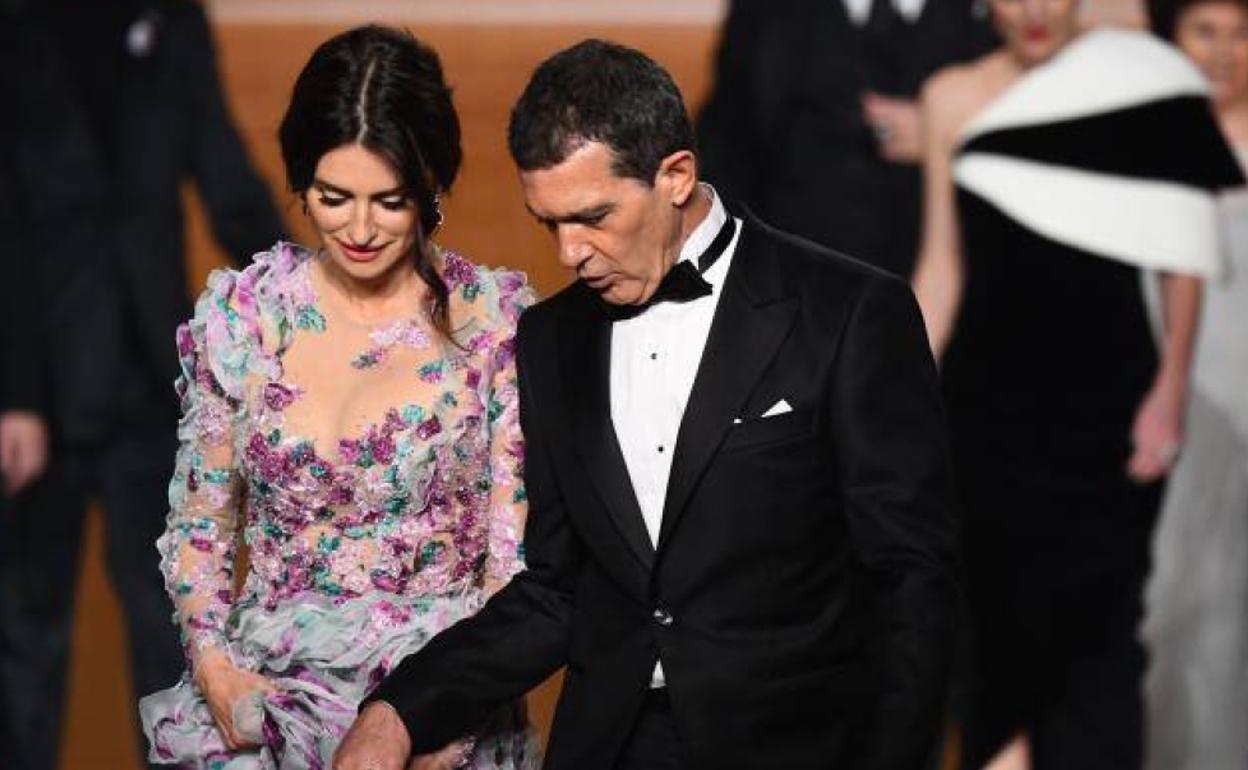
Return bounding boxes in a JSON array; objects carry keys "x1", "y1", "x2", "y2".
[
  {"x1": 0, "y1": 13, "x2": 110, "y2": 768},
  {"x1": 697, "y1": 0, "x2": 995, "y2": 277},
  {"x1": 370, "y1": 212, "x2": 960, "y2": 769},
  {"x1": 1, "y1": 3, "x2": 284, "y2": 768}
]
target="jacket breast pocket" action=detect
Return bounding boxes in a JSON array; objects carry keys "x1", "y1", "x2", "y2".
[{"x1": 720, "y1": 410, "x2": 814, "y2": 452}]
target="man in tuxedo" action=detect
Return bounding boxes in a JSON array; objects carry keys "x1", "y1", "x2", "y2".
[
  {"x1": 1, "y1": 2, "x2": 284, "y2": 767},
  {"x1": 335, "y1": 39, "x2": 958, "y2": 770},
  {"x1": 697, "y1": 0, "x2": 995, "y2": 276}
]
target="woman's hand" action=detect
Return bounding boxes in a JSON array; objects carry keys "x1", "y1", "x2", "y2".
[
  {"x1": 193, "y1": 647, "x2": 276, "y2": 750},
  {"x1": 1127, "y1": 374, "x2": 1187, "y2": 483}
]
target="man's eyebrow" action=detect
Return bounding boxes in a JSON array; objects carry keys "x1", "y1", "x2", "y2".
[{"x1": 527, "y1": 203, "x2": 614, "y2": 225}]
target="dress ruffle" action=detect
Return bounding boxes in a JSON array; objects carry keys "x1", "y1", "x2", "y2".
[{"x1": 140, "y1": 591, "x2": 539, "y2": 769}]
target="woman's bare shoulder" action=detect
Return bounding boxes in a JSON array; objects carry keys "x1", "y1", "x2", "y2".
[{"x1": 922, "y1": 51, "x2": 1014, "y2": 142}]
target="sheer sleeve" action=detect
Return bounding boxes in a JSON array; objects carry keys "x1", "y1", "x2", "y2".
[
  {"x1": 481, "y1": 269, "x2": 538, "y2": 593},
  {"x1": 156, "y1": 268, "x2": 262, "y2": 663}
]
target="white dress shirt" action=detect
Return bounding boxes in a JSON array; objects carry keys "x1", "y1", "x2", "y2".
[
  {"x1": 843, "y1": 0, "x2": 927, "y2": 26},
  {"x1": 609, "y1": 185, "x2": 741, "y2": 688}
]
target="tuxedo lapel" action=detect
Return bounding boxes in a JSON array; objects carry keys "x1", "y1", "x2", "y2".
[
  {"x1": 658, "y1": 219, "x2": 798, "y2": 549},
  {"x1": 558, "y1": 301, "x2": 655, "y2": 570}
]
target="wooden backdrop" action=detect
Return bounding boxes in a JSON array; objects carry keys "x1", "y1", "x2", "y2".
[{"x1": 59, "y1": 1, "x2": 1146, "y2": 767}]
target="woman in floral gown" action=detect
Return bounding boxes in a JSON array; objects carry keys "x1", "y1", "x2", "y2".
[{"x1": 138, "y1": 26, "x2": 540, "y2": 769}]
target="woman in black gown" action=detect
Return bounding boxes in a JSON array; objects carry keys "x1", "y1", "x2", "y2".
[{"x1": 912, "y1": 1, "x2": 1243, "y2": 768}]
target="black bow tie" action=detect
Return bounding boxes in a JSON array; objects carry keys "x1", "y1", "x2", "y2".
[{"x1": 597, "y1": 215, "x2": 737, "y2": 322}]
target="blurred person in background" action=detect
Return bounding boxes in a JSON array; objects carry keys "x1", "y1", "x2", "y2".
[
  {"x1": 696, "y1": 0, "x2": 996, "y2": 277},
  {"x1": 139, "y1": 25, "x2": 539, "y2": 768},
  {"x1": 0, "y1": 6, "x2": 122, "y2": 770},
  {"x1": 1143, "y1": 0, "x2": 1248, "y2": 767},
  {"x1": 912, "y1": 0, "x2": 1244, "y2": 767},
  {"x1": 0, "y1": 20, "x2": 60, "y2": 757},
  {"x1": 1, "y1": 0, "x2": 285, "y2": 767}
]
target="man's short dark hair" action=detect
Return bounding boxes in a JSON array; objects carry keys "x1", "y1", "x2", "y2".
[{"x1": 507, "y1": 39, "x2": 696, "y2": 185}]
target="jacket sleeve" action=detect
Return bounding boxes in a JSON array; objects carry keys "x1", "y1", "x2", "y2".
[
  {"x1": 365, "y1": 311, "x2": 581, "y2": 754},
  {"x1": 827, "y1": 275, "x2": 961, "y2": 770},
  {"x1": 180, "y1": 3, "x2": 286, "y2": 266},
  {"x1": 695, "y1": 0, "x2": 814, "y2": 209}
]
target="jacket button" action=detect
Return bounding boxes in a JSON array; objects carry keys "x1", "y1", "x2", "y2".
[{"x1": 652, "y1": 607, "x2": 674, "y2": 627}]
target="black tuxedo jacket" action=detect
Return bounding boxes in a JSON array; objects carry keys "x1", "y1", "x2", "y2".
[
  {"x1": 697, "y1": 0, "x2": 996, "y2": 276},
  {"x1": 34, "y1": 0, "x2": 284, "y2": 445},
  {"x1": 371, "y1": 213, "x2": 960, "y2": 769}
]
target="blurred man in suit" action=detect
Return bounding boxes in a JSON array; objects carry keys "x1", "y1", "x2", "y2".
[
  {"x1": 2, "y1": 2, "x2": 285, "y2": 767},
  {"x1": 697, "y1": 0, "x2": 995, "y2": 276}
]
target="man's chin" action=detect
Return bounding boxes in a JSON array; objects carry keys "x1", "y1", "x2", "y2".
[{"x1": 597, "y1": 285, "x2": 644, "y2": 307}]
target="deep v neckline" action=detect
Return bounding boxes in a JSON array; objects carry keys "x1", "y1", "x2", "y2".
[{"x1": 253, "y1": 257, "x2": 450, "y2": 471}]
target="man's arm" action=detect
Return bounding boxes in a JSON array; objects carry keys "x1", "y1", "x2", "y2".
[
  {"x1": 351, "y1": 314, "x2": 582, "y2": 757},
  {"x1": 828, "y1": 275, "x2": 960, "y2": 770},
  {"x1": 180, "y1": 3, "x2": 286, "y2": 266}
]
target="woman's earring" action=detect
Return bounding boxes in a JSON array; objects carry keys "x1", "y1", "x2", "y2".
[{"x1": 429, "y1": 192, "x2": 445, "y2": 234}]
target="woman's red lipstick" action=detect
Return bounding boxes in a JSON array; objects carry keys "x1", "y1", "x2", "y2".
[
  {"x1": 336, "y1": 239, "x2": 386, "y2": 262},
  {"x1": 1023, "y1": 25, "x2": 1051, "y2": 44}
]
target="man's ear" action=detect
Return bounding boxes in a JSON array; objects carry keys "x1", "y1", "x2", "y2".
[{"x1": 655, "y1": 149, "x2": 698, "y2": 207}]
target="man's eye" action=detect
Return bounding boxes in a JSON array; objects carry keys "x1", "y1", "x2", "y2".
[{"x1": 317, "y1": 194, "x2": 347, "y2": 207}]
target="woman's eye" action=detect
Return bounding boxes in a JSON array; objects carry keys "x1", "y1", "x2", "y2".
[
  {"x1": 317, "y1": 194, "x2": 347, "y2": 207},
  {"x1": 379, "y1": 198, "x2": 408, "y2": 211}
]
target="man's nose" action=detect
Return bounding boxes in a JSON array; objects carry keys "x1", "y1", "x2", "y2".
[{"x1": 557, "y1": 226, "x2": 591, "y2": 269}]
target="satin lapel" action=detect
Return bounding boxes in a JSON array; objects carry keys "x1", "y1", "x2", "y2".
[
  {"x1": 657, "y1": 221, "x2": 799, "y2": 549},
  {"x1": 558, "y1": 311, "x2": 656, "y2": 570}
]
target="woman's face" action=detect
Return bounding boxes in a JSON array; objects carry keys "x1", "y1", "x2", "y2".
[
  {"x1": 1176, "y1": 1, "x2": 1248, "y2": 107},
  {"x1": 990, "y1": 0, "x2": 1081, "y2": 67},
  {"x1": 305, "y1": 143, "x2": 420, "y2": 284}
]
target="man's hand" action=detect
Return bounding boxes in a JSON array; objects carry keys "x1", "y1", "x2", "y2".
[
  {"x1": 0, "y1": 410, "x2": 48, "y2": 496},
  {"x1": 333, "y1": 701, "x2": 412, "y2": 770},
  {"x1": 862, "y1": 92, "x2": 923, "y2": 164}
]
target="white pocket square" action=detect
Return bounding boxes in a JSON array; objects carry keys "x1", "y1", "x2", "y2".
[{"x1": 761, "y1": 399, "x2": 793, "y2": 418}]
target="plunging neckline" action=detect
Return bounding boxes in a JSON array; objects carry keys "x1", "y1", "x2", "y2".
[{"x1": 251, "y1": 257, "x2": 452, "y2": 471}]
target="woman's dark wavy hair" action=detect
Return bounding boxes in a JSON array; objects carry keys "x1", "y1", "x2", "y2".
[{"x1": 279, "y1": 25, "x2": 462, "y2": 341}]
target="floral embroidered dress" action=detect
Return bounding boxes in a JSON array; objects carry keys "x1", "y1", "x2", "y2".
[{"x1": 139, "y1": 242, "x2": 540, "y2": 769}]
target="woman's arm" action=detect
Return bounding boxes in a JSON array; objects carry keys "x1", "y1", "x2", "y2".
[
  {"x1": 159, "y1": 284, "x2": 274, "y2": 749},
  {"x1": 911, "y1": 70, "x2": 970, "y2": 360},
  {"x1": 481, "y1": 277, "x2": 537, "y2": 596},
  {"x1": 1127, "y1": 272, "x2": 1202, "y2": 481}
]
